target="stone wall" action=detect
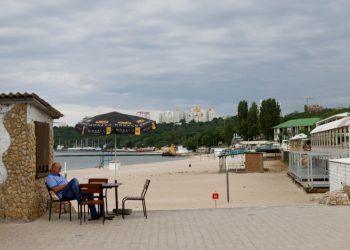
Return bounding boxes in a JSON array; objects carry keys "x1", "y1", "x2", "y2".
[
  {"x1": 319, "y1": 191, "x2": 350, "y2": 205},
  {"x1": 319, "y1": 185, "x2": 350, "y2": 206},
  {"x1": 0, "y1": 103, "x2": 53, "y2": 222}
]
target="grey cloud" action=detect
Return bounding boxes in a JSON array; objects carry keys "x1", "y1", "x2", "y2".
[{"x1": 1, "y1": 0, "x2": 350, "y2": 124}]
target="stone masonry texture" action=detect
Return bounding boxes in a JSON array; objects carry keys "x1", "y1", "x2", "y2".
[{"x1": 0, "y1": 103, "x2": 54, "y2": 221}]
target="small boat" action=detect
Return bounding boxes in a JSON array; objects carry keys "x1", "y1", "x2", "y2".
[
  {"x1": 176, "y1": 146, "x2": 191, "y2": 155},
  {"x1": 213, "y1": 148, "x2": 228, "y2": 156},
  {"x1": 161, "y1": 145, "x2": 191, "y2": 156},
  {"x1": 255, "y1": 143, "x2": 280, "y2": 153}
]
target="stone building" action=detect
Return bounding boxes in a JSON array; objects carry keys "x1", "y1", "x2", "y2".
[
  {"x1": 307, "y1": 104, "x2": 324, "y2": 113},
  {"x1": 0, "y1": 92, "x2": 63, "y2": 221}
]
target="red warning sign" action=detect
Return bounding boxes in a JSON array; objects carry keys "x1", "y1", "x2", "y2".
[{"x1": 212, "y1": 192, "x2": 219, "y2": 200}]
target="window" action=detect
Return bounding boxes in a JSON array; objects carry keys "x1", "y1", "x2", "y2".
[{"x1": 35, "y1": 121, "x2": 50, "y2": 178}]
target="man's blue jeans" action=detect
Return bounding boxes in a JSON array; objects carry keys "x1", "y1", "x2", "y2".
[{"x1": 61, "y1": 178, "x2": 98, "y2": 217}]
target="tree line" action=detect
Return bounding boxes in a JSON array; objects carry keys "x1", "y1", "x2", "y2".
[
  {"x1": 54, "y1": 117, "x2": 235, "y2": 151},
  {"x1": 236, "y1": 98, "x2": 281, "y2": 141},
  {"x1": 54, "y1": 101, "x2": 350, "y2": 150},
  {"x1": 235, "y1": 100, "x2": 350, "y2": 141}
]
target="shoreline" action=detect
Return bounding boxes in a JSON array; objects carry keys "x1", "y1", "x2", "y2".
[
  {"x1": 54, "y1": 153, "x2": 188, "y2": 170},
  {"x1": 55, "y1": 151, "x2": 164, "y2": 156}
]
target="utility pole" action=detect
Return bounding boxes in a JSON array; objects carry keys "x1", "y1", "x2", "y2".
[
  {"x1": 305, "y1": 96, "x2": 313, "y2": 106},
  {"x1": 225, "y1": 156, "x2": 230, "y2": 203}
]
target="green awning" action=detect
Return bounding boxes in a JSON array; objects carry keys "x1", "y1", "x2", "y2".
[{"x1": 273, "y1": 118, "x2": 320, "y2": 129}]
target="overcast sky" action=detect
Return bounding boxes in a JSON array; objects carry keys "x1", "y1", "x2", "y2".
[{"x1": 1, "y1": 0, "x2": 349, "y2": 125}]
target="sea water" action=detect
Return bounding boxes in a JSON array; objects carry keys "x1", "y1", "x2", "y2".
[{"x1": 54, "y1": 151, "x2": 184, "y2": 170}]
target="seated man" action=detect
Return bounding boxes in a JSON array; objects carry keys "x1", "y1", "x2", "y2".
[{"x1": 46, "y1": 162, "x2": 100, "y2": 220}]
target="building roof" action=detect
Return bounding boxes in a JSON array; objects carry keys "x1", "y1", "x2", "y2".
[
  {"x1": 273, "y1": 117, "x2": 320, "y2": 129},
  {"x1": 311, "y1": 116, "x2": 350, "y2": 134},
  {"x1": 316, "y1": 112, "x2": 350, "y2": 126},
  {"x1": 0, "y1": 92, "x2": 63, "y2": 119}
]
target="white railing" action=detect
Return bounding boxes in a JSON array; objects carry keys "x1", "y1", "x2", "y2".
[
  {"x1": 289, "y1": 151, "x2": 330, "y2": 187},
  {"x1": 329, "y1": 159, "x2": 350, "y2": 191}
]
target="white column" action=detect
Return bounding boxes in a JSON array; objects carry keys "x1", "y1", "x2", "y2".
[{"x1": 348, "y1": 126, "x2": 350, "y2": 157}]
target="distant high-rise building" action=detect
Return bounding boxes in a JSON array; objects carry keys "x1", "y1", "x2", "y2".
[
  {"x1": 159, "y1": 112, "x2": 166, "y2": 123},
  {"x1": 136, "y1": 111, "x2": 151, "y2": 119},
  {"x1": 207, "y1": 108, "x2": 219, "y2": 121},
  {"x1": 173, "y1": 109, "x2": 185, "y2": 123},
  {"x1": 159, "y1": 111, "x2": 175, "y2": 123},
  {"x1": 191, "y1": 106, "x2": 204, "y2": 122},
  {"x1": 185, "y1": 109, "x2": 193, "y2": 123},
  {"x1": 159, "y1": 106, "x2": 220, "y2": 124}
]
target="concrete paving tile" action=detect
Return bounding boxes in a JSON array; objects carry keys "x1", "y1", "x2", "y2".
[{"x1": 1, "y1": 205, "x2": 350, "y2": 250}]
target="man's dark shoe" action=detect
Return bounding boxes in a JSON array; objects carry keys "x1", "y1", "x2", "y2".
[{"x1": 88, "y1": 215, "x2": 100, "y2": 221}]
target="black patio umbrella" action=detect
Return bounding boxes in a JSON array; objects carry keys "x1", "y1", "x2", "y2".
[
  {"x1": 75, "y1": 111, "x2": 156, "y2": 136},
  {"x1": 75, "y1": 111, "x2": 156, "y2": 179}
]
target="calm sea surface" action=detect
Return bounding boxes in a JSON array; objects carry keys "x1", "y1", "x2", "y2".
[{"x1": 54, "y1": 151, "x2": 185, "y2": 170}]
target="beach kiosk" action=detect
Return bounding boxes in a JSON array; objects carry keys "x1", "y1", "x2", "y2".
[{"x1": 0, "y1": 92, "x2": 63, "y2": 221}]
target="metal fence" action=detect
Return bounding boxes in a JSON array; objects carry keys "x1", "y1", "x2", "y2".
[{"x1": 288, "y1": 151, "x2": 330, "y2": 188}]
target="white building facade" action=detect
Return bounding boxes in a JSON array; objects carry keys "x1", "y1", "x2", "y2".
[
  {"x1": 310, "y1": 116, "x2": 350, "y2": 159},
  {"x1": 136, "y1": 111, "x2": 151, "y2": 120},
  {"x1": 159, "y1": 106, "x2": 220, "y2": 124},
  {"x1": 159, "y1": 111, "x2": 175, "y2": 123}
]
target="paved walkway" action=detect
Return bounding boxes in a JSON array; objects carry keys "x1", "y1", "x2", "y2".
[{"x1": 1, "y1": 205, "x2": 350, "y2": 250}]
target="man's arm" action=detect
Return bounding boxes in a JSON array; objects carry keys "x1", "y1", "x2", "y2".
[
  {"x1": 51, "y1": 185, "x2": 66, "y2": 193},
  {"x1": 47, "y1": 175, "x2": 66, "y2": 193}
]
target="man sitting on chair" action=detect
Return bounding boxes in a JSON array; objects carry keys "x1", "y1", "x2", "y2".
[{"x1": 46, "y1": 162, "x2": 100, "y2": 220}]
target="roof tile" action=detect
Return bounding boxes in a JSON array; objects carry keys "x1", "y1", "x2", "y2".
[{"x1": 0, "y1": 92, "x2": 63, "y2": 119}]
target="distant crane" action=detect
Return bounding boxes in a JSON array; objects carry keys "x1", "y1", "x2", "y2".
[
  {"x1": 305, "y1": 96, "x2": 313, "y2": 106},
  {"x1": 287, "y1": 96, "x2": 313, "y2": 106}
]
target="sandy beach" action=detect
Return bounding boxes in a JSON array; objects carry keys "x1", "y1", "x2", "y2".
[{"x1": 68, "y1": 155, "x2": 321, "y2": 212}]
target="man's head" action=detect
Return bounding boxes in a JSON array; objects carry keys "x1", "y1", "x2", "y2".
[{"x1": 51, "y1": 162, "x2": 62, "y2": 174}]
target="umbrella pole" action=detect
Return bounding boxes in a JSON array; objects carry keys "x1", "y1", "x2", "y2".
[{"x1": 114, "y1": 134, "x2": 117, "y2": 182}]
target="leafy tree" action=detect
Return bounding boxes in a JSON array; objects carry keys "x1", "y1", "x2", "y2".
[
  {"x1": 304, "y1": 105, "x2": 308, "y2": 113},
  {"x1": 125, "y1": 141, "x2": 134, "y2": 148},
  {"x1": 319, "y1": 107, "x2": 350, "y2": 119},
  {"x1": 224, "y1": 119, "x2": 235, "y2": 145},
  {"x1": 247, "y1": 102, "x2": 259, "y2": 140},
  {"x1": 144, "y1": 137, "x2": 154, "y2": 146},
  {"x1": 259, "y1": 98, "x2": 281, "y2": 140},
  {"x1": 185, "y1": 138, "x2": 197, "y2": 150},
  {"x1": 237, "y1": 100, "x2": 248, "y2": 139},
  {"x1": 201, "y1": 135, "x2": 211, "y2": 146}
]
